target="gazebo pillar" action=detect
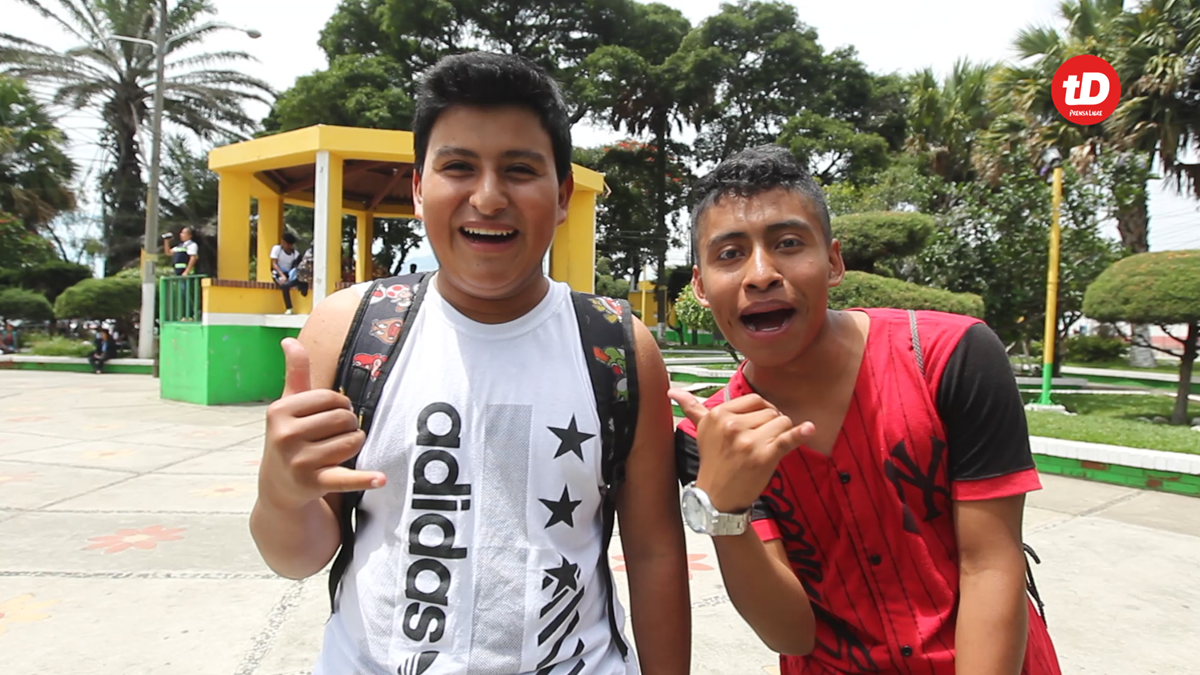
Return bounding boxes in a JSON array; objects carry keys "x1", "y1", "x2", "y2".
[
  {"x1": 549, "y1": 190, "x2": 597, "y2": 294},
  {"x1": 216, "y1": 172, "x2": 252, "y2": 280},
  {"x1": 356, "y1": 212, "x2": 374, "y2": 283},
  {"x1": 313, "y1": 151, "x2": 344, "y2": 304},
  {"x1": 256, "y1": 194, "x2": 284, "y2": 282}
]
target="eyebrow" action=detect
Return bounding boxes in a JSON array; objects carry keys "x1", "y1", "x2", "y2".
[
  {"x1": 706, "y1": 219, "x2": 815, "y2": 249},
  {"x1": 433, "y1": 146, "x2": 548, "y2": 164}
]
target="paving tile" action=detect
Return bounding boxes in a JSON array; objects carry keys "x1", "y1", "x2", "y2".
[
  {"x1": 1025, "y1": 473, "x2": 1138, "y2": 515},
  {"x1": 0, "y1": 432, "x2": 74, "y2": 458},
  {"x1": 157, "y1": 450, "x2": 263, "y2": 476},
  {"x1": 110, "y1": 424, "x2": 265, "y2": 450},
  {"x1": 1093, "y1": 490, "x2": 1200, "y2": 539},
  {"x1": 0, "y1": 511, "x2": 271, "y2": 575},
  {"x1": 45, "y1": 473, "x2": 258, "y2": 514},
  {"x1": 0, "y1": 459, "x2": 132, "y2": 510},
  {"x1": 0, "y1": 576, "x2": 291, "y2": 675},
  {"x1": 4, "y1": 440, "x2": 207, "y2": 473}
]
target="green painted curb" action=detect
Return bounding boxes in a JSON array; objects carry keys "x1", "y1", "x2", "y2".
[{"x1": 1032, "y1": 453, "x2": 1200, "y2": 497}]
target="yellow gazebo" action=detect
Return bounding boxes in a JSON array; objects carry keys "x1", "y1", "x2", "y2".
[{"x1": 158, "y1": 125, "x2": 604, "y2": 405}]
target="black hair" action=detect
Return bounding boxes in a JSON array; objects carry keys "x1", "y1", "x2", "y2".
[
  {"x1": 282, "y1": 232, "x2": 297, "y2": 245},
  {"x1": 413, "y1": 51, "x2": 573, "y2": 183},
  {"x1": 689, "y1": 145, "x2": 832, "y2": 262}
]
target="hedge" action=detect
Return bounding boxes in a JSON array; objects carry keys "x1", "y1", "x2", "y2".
[
  {"x1": 1083, "y1": 250, "x2": 1200, "y2": 324},
  {"x1": 54, "y1": 276, "x2": 141, "y2": 320},
  {"x1": 830, "y1": 271, "x2": 985, "y2": 318},
  {"x1": 831, "y1": 211, "x2": 935, "y2": 273},
  {"x1": 0, "y1": 287, "x2": 54, "y2": 321}
]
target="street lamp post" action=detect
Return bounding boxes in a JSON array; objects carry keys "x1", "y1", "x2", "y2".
[
  {"x1": 112, "y1": 4, "x2": 260, "y2": 360},
  {"x1": 1036, "y1": 155, "x2": 1065, "y2": 406}
]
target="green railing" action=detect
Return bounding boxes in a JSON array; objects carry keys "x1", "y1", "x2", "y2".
[{"x1": 159, "y1": 275, "x2": 206, "y2": 323}]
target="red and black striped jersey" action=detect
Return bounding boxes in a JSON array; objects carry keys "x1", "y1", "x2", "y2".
[{"x1": 676, "y1": 308, "x2": 1061, "y2": 675}]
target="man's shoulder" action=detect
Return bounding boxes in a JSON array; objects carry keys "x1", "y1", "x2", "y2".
[
  {"x1": 864, "y1": 307, "x2": 981, "y2": 350},
  {"x1": 269, "y1": 244, "x2": 282, "y2": 257}
]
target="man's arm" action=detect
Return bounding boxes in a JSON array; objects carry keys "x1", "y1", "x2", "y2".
[
  {"x1": 934, "y1": 323, "x2": 1043, "y2": 673},
  {"x1": 250, "y1": 288, "x2": 368, "y2": 579},
  {"x1": 616, "y1": 319, "x2": 690, "y2": 674},
  {"x1": 954, "y1": 495, "x2": 1028, "y2": 675},
  {"x1": 183, "y1": 248, "x2": 198, "y2": 276},
  {"x1": 670, "y1": 393, "x2": 816, "y2": 655}
]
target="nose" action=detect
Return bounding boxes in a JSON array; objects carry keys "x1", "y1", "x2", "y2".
[
  {"x1": 743, "y1": 246, "x2": 783, "y2": 292},
  {"x1": 469, "y1": 168, "x2": 508, "y2": 216}
]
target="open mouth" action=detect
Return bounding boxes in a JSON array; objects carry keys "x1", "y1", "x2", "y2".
[
  {"x1": 740, "y1": 308, "x2": 796, "y2": 334},
  {"x1": 460, "y1": 226, "x2": 517, "y2": 244}
]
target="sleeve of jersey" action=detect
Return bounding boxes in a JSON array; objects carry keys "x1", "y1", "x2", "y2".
[{"x1": 936, "y1": 323, "x2": 1042, "y2": 501}]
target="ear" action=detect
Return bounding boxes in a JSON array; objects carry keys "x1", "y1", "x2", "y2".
[
  {"x1": 555, "y1": 174, "x2": 576, "y2": 228},
  {"x1": 412, "y1": 169, "x2": 424, "y2": 220},
  {"x1": 690, "y1": 264, "x2": 711, "y2": 309},
  {"x1": 827, "y1": 238, "x2": 846, "y2": 288}
]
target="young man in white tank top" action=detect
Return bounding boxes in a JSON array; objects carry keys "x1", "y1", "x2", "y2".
[{"x1": 250, "y1": 52, "x2": 690, "y2": 675}]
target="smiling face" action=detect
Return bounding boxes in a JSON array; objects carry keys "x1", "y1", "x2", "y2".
[
  {"x1": 692, "y1": 187, "x2": 845, "y2": 367},
  {"x1": 414, "y1": 104, "x2": 573, "y2": 301}
]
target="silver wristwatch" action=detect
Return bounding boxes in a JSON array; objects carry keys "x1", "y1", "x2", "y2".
[{"x1": 680, "y1": 483, "x2": 750, "y2": 536}]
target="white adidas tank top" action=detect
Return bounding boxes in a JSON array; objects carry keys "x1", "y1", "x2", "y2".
[{"x1": 314, "y1": 277, "x2": 638, "y2": 675}]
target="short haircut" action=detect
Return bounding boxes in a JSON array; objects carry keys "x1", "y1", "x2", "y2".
[
  {"x1": 281, "y1": 232, "x2": 297, "y2": 245},
  {"x1": 689, "y1": 145, "x2": 832, "y2": 262},
  {"x1": 413, "y1": 51, "x2": 573, "y2": 183}
]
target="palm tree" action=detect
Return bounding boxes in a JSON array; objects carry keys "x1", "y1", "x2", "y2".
[
  {"x1": 1111, "y1": 0, "x2": 1200, "y2": 200},
  {"x1": 0, "y1": 75, "x2": 76, "y2": 233},
  {"x1": 991, "y1": 0, "x2": 1156, "y2": 252},
  {"x1": 0, "y1": 0, "x2": 273, "y2": 275},
  {"x1": 905, "y1": 60, "x2": 998, "y2": 186}
]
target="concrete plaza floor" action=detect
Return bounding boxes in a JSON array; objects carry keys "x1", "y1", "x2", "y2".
[{"x1": 0, "y1": 370, "x2": 1197, "y2": 674}]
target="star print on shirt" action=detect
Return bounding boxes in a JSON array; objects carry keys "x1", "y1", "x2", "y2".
[
  {"x1": 539, "y1": 486, "x2": 582, "y2": 529},
  {"x1": 548, "y1": 415, "x2": 595, "y2": 461},
  {"x1": 543, "y1": 556, "x2": 580, "y2": 594}
]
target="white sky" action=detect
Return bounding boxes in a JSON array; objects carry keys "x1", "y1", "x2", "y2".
[{"x1": 7, "y1": 0, "x2": 1198, "y2": 271}]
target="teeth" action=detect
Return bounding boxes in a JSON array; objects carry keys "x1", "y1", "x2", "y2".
[{"x1": 463, "y1": 227, "x2": 514, "y2": 237}]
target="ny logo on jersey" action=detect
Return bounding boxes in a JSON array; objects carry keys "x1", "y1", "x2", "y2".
[{"x1": 883, "y1": 437, "x2": 951, "y2": 534}]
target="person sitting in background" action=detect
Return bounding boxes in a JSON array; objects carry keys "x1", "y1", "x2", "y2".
[
  {"x1": 89, "y1": 328, "x2": 116, "y2": 374},
  {"x1": 272, "y1": 233, "x2": 308, "y2": 315},
  {"x1": 0, "y1": 322, "x2": 17, "y2": 354}
]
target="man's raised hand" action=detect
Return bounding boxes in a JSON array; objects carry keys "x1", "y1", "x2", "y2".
[
  {"x1": 259, "y1": 338, "x2": 385, "y2": 512},
  {"x1": 669, "y1": 389, "x2": 814, "y2": 514}
]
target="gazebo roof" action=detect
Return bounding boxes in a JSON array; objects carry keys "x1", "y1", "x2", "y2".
[{"x1": 208, "y1": 124, "x2": 605, "y2": 217}]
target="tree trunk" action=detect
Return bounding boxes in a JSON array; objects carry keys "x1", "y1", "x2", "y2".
[
  {"x1": 1113, "y1": 173, "x2": 1157, "y2": 369},
  {"x1": 652, "y1": 109, "x2": 669, "y2": 339},
  {"x1": 1170, "y1": 322, "x2": 1197, "y2": 426},
  {"x1": 103, "y1": 108, "x2": 147, "y2": 276}
]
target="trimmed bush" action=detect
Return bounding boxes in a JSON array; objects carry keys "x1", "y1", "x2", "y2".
[
  {"x1": 832, "y1": 211, "x2": 935, "y2": 273},
  {"x1": 1064, "y1": 334, "x2": 1127, "y2": 363},
  {"x1": 1083, "y1": 250, "x2": 1200, "y2": 325},
  {"x1": 30, "y1": 336, "x2": 93, "y2": 358},
  {"x1": 14, "y1": 260, "x2": 94, "y2": 303},
  {"x1": 1084, "y1": 250, "x2": 1200, "y2": 425},
  {"x1": 830, "y1": 271, "x2": 985, "y2": 318},
  {"x1": 54, "y1": 276, "x2": 140, "y2": 320},
  {"x1": 0, "y1": 288, "x2": 54, "y2": 321}
]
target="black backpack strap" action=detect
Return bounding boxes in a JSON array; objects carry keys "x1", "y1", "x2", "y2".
[
  {"x1": 327, "y1": 272, "x2": 430, "y2": 612},
  {"x1": 908, "y1": 309, "x2": 1047, "y2": 622},
  {"x1": 570, "y1": 292, "x2": 639, "y2": 658}
]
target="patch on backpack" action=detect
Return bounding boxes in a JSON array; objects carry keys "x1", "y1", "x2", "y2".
[
  {"x1": 351, "y1": 353, "x2": 387, "y2": 380},
  {"x1": 593, "y1": 346, "x2": 630, "y2": 402},
  {"x1": 369, "y1": 318, "x2": 404, "y2": 345},
  {"x1": 370, "y1": 283, "x2": 414, "y2": 311},
  {"x1": 589, "y1": 297, "x2": 624, "y2": 323}
]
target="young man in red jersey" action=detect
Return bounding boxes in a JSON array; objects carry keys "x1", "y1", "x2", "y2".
[{"x1": 671, "y1": 145, "x2": 1061, "y2": 675}]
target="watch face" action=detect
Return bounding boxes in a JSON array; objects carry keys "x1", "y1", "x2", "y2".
[{"x1": 681, "y1": 489, "x2": 710, "y2": 534}]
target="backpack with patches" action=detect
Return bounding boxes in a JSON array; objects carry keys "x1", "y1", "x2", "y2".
[{"x1": 328, "y1": 272, "x2": 639, "y2": 658}]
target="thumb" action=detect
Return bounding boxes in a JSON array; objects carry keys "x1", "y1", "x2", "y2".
[
  {"x1": 281, "y1": 338, "x2": 312, "y2": 397},
  {"x1": 774, "y1": 421, "x2": 817, "y2": 458},
  {"x1": 668, "y1": 388, "x2": 709, "y2": 426}
]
